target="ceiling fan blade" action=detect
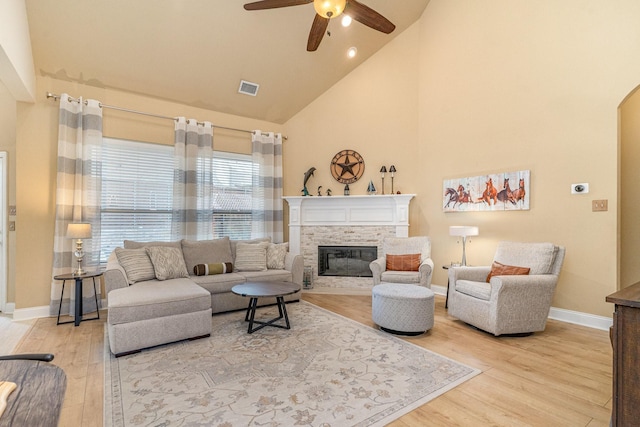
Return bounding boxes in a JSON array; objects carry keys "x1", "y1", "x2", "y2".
[
  {"x1": 244, "y1": 0, "x2": 312, "y2": 11},
  {"x1": 345, "y1": 0, "x2": 395, "y2": 34},
  {"x1": 307, "y1": 14, "x2": 329, "y2": 51}
]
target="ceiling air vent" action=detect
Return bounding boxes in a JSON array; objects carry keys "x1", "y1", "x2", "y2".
[{"x1": 238, "y1": 80, "x2": 259, "y2": 96}]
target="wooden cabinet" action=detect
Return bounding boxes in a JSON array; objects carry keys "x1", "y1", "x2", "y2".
[{"x1": 606, "y1": 282, "x2": 640, "y2": 426}]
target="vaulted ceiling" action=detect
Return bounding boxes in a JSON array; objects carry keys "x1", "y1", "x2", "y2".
[{"x1": 25, "y1": 0, "x2": 430, "y2": 123}]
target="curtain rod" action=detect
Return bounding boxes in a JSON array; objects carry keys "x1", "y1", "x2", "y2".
[{"x1": 45, "y1": 92, "x2": 287, "y2": 140}]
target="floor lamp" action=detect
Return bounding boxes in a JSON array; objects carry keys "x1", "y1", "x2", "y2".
[{"x1": 449, "y1": 226, "x2": 479, "y2": 266}]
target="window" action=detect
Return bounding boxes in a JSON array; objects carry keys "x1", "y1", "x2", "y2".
[
  {"x1": 100, "y1": 138, "x2": 174, "y2": 262},
  {"x1": 100, "y1": 138, "x2": 254, "y2": 263},
  {"x1": 212, "y1": 152, "x2": 255, "y2": 240}
]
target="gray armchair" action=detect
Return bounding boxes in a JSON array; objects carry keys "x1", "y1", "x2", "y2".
[
  {"x1": 448, "y1": 241, "x2": 565, "y2": 336},
  {"x1": 369, "y1": 236, "x2": 434, "y2": 288}
]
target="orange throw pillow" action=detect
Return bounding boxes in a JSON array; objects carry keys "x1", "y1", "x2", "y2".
[
  {"x1": 486, "y1": 261, "x2": 531, "y2": 282},
  {"x1": 386, "y1": 254, "x2": 421, "y2": 271}
]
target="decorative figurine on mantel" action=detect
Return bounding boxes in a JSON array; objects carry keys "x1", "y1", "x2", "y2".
[
  {"x1": 367, "y1": 180, "x2": 376, "y2": 195},
  {"x1": 344, "y1": 184, "x2": 350, "y2": 196},
  {"x1": 317, "y1": 186, "x2": 323, "y2": 196},
  {"x1": 301, "y1": 167, "x2": 316, "y2": 196},
  {"x1": 326, "y1": 188, "x2": 332, "y2": 196}
]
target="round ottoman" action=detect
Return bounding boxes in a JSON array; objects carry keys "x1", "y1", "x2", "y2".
[{"x1": 372, "y1": 283, "x2": 435, "y2": 335}]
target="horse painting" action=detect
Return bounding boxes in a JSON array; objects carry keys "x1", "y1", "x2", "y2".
[
  {"x1": 444, "y1": 185, "x2": 473, "y2": 209},
  {"x1": 497, "y1": 178, "x2": 516, "y2": 205},
  {"x1": 478, "y1": 178, "x2": 498, "y2": 205},
  {"x1": 512, "y1": 178, "x2": 526, "y2": 206},
  {"x1": 443, "y1": 170, "x2": 529, "y2": 212},
  {"x1": 444, "y1": 187, "x2": 459, "y2": 208}
]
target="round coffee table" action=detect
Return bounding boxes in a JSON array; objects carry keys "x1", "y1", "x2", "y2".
[{"x1": 231, "y1": 281, "x2": 301, "y2": 334}]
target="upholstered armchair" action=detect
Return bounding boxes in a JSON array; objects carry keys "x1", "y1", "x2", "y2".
[
  {"x1": 447, "y1": 241, "x2": 565, "y2": 336},
  {"x1": 369, "y1": 236, "x2": 434, "y2": 288}
]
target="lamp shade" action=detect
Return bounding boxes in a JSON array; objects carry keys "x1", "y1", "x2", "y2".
[
  {"x1": 313, "y1": 0, "x2": 346, "y2": 18},
  {"x1": 449, "y1": 225, "x2": 479, "y2": 237},
  {"x1": 66, "y1": 223, "x2": 92, "y2": 239}
]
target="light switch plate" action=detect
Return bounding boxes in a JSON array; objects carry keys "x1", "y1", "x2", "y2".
[
  {"x1": 592, "y1": 199, "x2": 608, "y2": 212},
  {"x1": 9, "y1": 206, "x2": 16, "y2": 216}
]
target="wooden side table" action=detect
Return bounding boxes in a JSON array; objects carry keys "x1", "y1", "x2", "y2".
[{"x1": 54, "y1": 271, "x2": 102, "y2": 326}]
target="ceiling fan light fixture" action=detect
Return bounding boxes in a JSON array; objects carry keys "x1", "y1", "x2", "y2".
[{"x1": 313, "y1": 0, "x2": 346, "y2": 19}]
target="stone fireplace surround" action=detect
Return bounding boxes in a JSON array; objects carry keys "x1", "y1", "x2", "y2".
[{"x1": 283, "y1": 195, "x2": 415, "y2": 291}]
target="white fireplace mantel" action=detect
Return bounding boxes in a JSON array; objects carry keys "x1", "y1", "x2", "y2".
[{"x1": 283, "y1": 194, "x2": 415, "y2": 255}]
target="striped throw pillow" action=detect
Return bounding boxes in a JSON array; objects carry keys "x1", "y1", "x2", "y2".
[
  {"x1": 234, "y1": 242, "x2": 269, "y2": 271},
  {"x1": 193, "y1": 262, "x2": 233, "y2": 276},
  {"x1": 115, "y1": 248, "x2": 156, "y2": 284}
]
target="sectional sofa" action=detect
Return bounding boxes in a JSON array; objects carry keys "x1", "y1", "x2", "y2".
[{"x1": 104, "y1": 236, "x2": 303, "y2": 356}]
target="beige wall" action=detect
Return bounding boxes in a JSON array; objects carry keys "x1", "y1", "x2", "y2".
[
  {"x1": 283, "y1": 22, "x2": 422, "y2": 228},
  {"x1": 620, "y1": 87, "x2": 640, "y2": 288},
  {"x1": 14, "y1": 76, "x2": 282, "y2": 310},
  {"x1": 284, "y1": 0, "x2": 640, "y2": 317}
]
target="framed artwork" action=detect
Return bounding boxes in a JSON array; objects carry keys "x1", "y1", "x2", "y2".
[{"x1": 443, "y1": 170, "x2": 530, "y2": 212}]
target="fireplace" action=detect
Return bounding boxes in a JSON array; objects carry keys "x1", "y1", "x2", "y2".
[
  {"x1": 318, "y1": 246, "x2": 377, "y2": 277},
  {"x1": 283, "y1": 194, "x2": 415, "y2": 290}
]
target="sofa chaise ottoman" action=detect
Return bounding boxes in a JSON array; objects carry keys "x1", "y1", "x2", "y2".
[
  {"x1": 104, "y1": 236, "x2": 303, "y2": 356},
  {"x1": 107, "y1": 278, "x2": 212, "y2": 357}
]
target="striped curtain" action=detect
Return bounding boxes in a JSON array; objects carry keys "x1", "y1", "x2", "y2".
[
  {"x1": 251, "y1": 131, "x2": 283, "y2": 242},
  {"x1": 50, "y1": 94, "x2": 103, "y2": 316},
  {"x1": 172, "y1": 117, "x2": 214, "y2": 240}
]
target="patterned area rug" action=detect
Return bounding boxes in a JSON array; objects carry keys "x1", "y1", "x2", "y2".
[{"x1": 104, "y1": 301, "x2": 480, "y2": 426}]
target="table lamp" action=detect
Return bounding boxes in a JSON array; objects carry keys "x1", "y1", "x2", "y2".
[
  {"x1": 449, "y1": 225, "x2": 479, "y2": 266},
  {"x1": 67, "y1": 223, "x2": 92, "y2": 275}
]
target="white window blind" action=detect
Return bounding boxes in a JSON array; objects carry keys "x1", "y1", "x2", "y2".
[
  {"x1": 212, "y1": 152, "x2": 255, "y2": 240},
  {"x1": 100, "y1": 138, "x2": 255, "y2": 263},
  {"x1": 100, "y1": 138, "x2": 174, "y2": 262}
]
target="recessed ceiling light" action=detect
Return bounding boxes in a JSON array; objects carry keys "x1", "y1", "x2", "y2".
[
  {"x1": 347, "y1": 47, "x2": 357, "y2": 58},
  {"x1": 341, "y1": 15, "x2": 352, "y2": 27}
]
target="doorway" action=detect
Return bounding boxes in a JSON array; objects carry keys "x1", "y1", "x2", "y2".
[
  {"x1": 620, "y1": 86, "x2": 640, "y2": 289},
  {"x1": 0, "y1": 152, "x2": 6, "y2": 312}
]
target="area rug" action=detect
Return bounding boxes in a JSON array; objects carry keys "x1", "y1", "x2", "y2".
[{"x1": 104, "y1": 301, "x2": 480, "y2": 426}]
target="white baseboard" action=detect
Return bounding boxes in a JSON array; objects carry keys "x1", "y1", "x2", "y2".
[
  {"x1": 431, "y1": 285, "x2": 447, "y2": 297},
  {"x1": 432, "y1": 284, "x2": 612, "y2": 331},
  {"x1": 2, "y1": 302, "x2": 15, "y2": 314},
  {"x1": 548, "y1": 307, "x2": 612, "y2": 331},
  {"x1": 12, "y1": 305, "x2": 50, "y2": 321}
]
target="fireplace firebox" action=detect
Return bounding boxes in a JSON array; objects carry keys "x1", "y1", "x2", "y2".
[{"x1": 318, "y1": 246, "x2": 377, "y2": 277}]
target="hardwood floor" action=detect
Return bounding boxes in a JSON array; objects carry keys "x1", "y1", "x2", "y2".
[{"x1": 12, "y1": 294, "x2": 612, "y2": 426}]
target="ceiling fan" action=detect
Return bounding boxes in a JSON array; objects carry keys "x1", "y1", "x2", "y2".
[{"x1": 243, "y1": 0, "x2": 395, "y2": 52}]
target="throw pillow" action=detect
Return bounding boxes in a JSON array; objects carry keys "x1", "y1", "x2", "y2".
[
  {"x1": 386, "y1": 253, "x2": 421, "y2": 271},
  {"x1": 115, "y1": 248, "x2": 156, "y2": 284},
  {"x1": 486, "y1": 261, "x2": 531, "y2": 282},
  {"x1": 266, "y1": 242, "x2": 288, "y2": 269},
  {"x1": 181, "y1": 237, "x2": 232, "y2": 273},
  {"x1": 193, "y1": 262, "x2": 233, "y2": 276},
  {"x1": 145, "y1": 246, "x2": 189, "y2": 280},
  {"x1": 230, "y1": 237, "x2": 272, "y2": 261},
  {"x1": 234, "y1": 242, "x2": 269, "y2": 271}
]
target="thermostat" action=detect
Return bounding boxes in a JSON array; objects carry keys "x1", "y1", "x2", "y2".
[{"x1": 571, "y1": 183, "x2": 589, "y2": 194}]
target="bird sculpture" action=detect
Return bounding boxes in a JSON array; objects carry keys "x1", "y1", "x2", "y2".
[{"x1": 301, "y1": 167, "x2": 316, "y2": 196}]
